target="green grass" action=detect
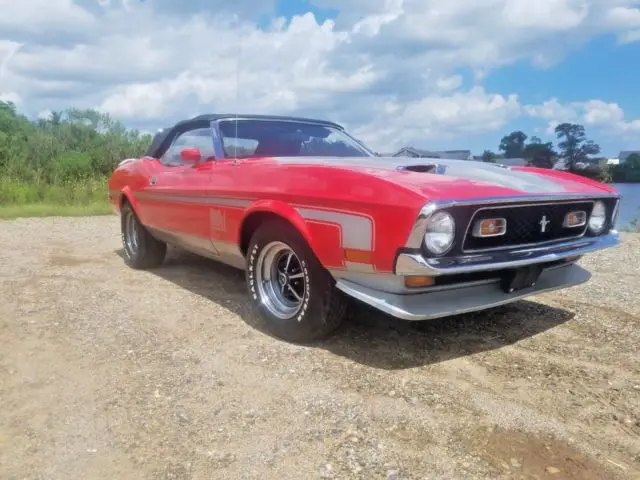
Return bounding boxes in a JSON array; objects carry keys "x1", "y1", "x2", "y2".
[
  {"x1": 0, "y1": 176, "x2": 112, "y2": 219},
  {"x1": 0, "y1": 202, "x2": 112, "y2": 219}
]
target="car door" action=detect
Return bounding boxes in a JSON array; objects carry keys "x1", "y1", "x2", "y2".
[{"x1": 143, "y1": 126, "x2": 218, "y2": 256}]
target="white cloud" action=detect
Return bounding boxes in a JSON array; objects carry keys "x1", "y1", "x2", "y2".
[
  {"x1": 36, "y1": 109, "x2": 52, "y2": 120},
  {"x1": 500, "y1": 0, "x2": 588, "y2": 30},
  {"x1": 526, "y1": 98, "x2": 640, "y2": 135},
  {"x1": 0, "y1": 0, "x2": 95, "y2": 33},
  {"x1": 605, "y1": 6, "x2": 640, "y2": 29},
  {"x1": 1, "y1": 0, "x2": 640, "y2": 151},
  {"x1": 352, "y1": 87, "x2": 522, "y2": 150},
  {"x1": 0, "y1": 92, "x2": 20, "y2": 105}
]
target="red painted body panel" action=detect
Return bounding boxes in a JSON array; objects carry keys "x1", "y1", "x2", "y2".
[
  {"x1": 108, "y1": 155, "x2": 615, "y2": 273},
  {"x1": 511, "y1": 166, "x2": 618, "y2": 193}
]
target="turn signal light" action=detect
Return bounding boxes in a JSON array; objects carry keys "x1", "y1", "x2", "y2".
[
  {"x1": 405, "y1": 276, "x2": 435, "y2": 288},
  {"x1": 563, "y1": 211, "x2": 587, "y2": 228},
  {"x1": 472, "y1": 218, "x2": 507, "y2": 238}
]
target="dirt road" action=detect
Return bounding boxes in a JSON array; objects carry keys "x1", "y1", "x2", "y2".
[{"x1": 0, "y1": 216, "x2": 638, "y2": 479}]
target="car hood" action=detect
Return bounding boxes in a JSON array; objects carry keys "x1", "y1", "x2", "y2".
[{"x1": 272, "y1": 156, "x2": 613, "y2": 198}]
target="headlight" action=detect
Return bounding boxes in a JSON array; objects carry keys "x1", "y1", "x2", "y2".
[
  {"x1": 588, "y1": 200, "x2": 607, "y2": 234},
  {"x1": 424, "y1": 211, "x2": 455, "y2": 255}
]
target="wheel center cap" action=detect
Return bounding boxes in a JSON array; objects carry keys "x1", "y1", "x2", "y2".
[{"x1": 278, "y1": 272, "x2": 288, "y2": 286}]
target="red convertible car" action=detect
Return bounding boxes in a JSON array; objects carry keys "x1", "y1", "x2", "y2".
[{"x1": 108, "y1": 114, "x2": 621, "y2": 342}]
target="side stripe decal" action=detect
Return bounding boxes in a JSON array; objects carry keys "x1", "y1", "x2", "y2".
[
  {"x1": 131, "y1": 191, "x2": 377, "y2": 264},
  {"x1": 134, "y1": 191, "x2": 252, "y2": 208},
  {"x1": 294, "y1": 207, "x2": 374, "y2": 252}
]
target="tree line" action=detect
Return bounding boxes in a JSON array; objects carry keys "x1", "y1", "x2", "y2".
[
  {"x1": 0, "y1": 101, "x2": 151, "y2": 184},
  {"x1": 1, "y1": 99, "x2": 638, "y2": 203},
  {"x1": 0, "y1": 100, "x2": 152, "y2": 206},
  {"x1": 480, "y1": 122, "x2": 640, "y2": 183}
]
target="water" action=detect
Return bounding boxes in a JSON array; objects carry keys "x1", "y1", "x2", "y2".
[{"x1": 613, "y1": 183, "x2": 640, "y2": 230}]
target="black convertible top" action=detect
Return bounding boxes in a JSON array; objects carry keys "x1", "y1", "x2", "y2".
[{"x1": 143, "y1": 113, "x2": 345, "y2": 158}]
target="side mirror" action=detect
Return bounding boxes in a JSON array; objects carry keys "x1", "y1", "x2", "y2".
[{"x1": 180, "y1": 147, "x2": 201, "y2": 164}]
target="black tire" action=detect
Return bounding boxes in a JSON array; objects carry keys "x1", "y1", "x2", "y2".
[
  {"x1": 120, "y1": 202, "x2": 167, "y2": 269},
  {"x1": 246, "y1": 219, "x2": 347, "y2": 343}
]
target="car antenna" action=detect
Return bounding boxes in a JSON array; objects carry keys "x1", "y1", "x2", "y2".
[{"x1": 233, "y1": 22, "x2": 241, "y2": 161}]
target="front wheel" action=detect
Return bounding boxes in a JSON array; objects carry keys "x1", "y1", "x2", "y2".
[
  {"x1": 246, "y1": 220, "x2": 347, "y2": 343},
  {"x1": 121, "y1": 202, "x2": 167, "y2": 269}
]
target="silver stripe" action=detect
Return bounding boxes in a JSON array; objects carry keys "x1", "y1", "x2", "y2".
[
  {"x1": 148, "y1": 226, "x2": 246, "y2": 269},
  {"x1": 135, "y1": 192, "x2": 376, "y2": 252},
  {"x1": 272, "y1": 156, "x2": 618, "y2": 195},
  {"x1": 294, "y1": 207, "x2": 374, "y2": 251},
  {"x1": 135, "y1": 191, "x2": 252, "y2": 208},
  {"x1": 213, "y1": 240, "x2": 244, "y2": 261},
  {"x1": 344, "y1": 261, "x2": 375, "y2": 273},
  {"x1": 147, "y1": 227, "x2": 220, "y2": 256}
]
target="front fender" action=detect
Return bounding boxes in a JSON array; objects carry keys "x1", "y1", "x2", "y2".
[
  {"x1": 115, "y1": 186, "x2": 144, "y2": 220},
  {"x1": 240, "y1": 199, "x2": 315, "y2": 246}
]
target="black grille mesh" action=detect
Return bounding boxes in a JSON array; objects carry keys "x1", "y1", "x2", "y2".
[{"x1": 462, "y1": 201, "x2": 594, "y2": 251}]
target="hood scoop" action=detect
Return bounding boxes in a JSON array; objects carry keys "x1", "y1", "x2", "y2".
[{"x1": 396, "y1": 163, "x2": 445, "y2": 174}]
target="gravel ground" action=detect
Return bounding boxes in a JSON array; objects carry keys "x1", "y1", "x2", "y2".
[{"x1": 0, "y1": 215, "x2": 638, "y2": 480}]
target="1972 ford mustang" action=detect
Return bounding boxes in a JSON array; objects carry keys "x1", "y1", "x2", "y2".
[{"x1": 108, "y1": 114, "x2": 621, "y2": 342}]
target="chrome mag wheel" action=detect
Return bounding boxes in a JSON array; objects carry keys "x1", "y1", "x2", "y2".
[
  {"x1": 124, "y1": 211, "x2": 140, "y2": 257},
  {"x1": 255, "y1": 241, "x2": 306, "y2": 319}
]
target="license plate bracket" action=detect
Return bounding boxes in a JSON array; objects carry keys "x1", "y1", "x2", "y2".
[{"x1": 501, "y1": 265, "x2": 543, "y2": 293}]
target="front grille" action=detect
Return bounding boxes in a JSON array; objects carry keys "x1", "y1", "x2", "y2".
[{"x1": 462, "y1": 201, "x2": 595, "y2": 252}]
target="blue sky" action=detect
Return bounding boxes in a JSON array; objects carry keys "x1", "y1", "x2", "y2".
[
  {"x1": 483, "y1": 35, "x2": 640, "y2": 155},
  {"x1": 1, "y1": 0, "x2": 640, "y2": 157}
]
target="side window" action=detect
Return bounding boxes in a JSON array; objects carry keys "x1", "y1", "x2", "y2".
[{"x1": 160, "y1": 127, "x2": 216, "y2": 166}]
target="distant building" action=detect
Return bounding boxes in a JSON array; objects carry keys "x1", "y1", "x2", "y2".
[{"x1": 393, "y1": 147, "x2": 472, "y2": 160}]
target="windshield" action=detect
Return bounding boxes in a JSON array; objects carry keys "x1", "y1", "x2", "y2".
[{"x1": 217, "y1": 119, "x2": 374, "y2": 158}]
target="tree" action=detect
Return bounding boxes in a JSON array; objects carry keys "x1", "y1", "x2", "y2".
[
  {"x1": 554, "y1": 123, "x2": 600, "y2": 172},
  {"x1": 0, "y1": 104, "x2": 151, "y2": 185},
  {"x1": 481, "y1": 150, "x2": 497, "y2": 162},
  {"x1": 523, "y1": 136, "x2": 556, "y2": 168},
  {"x1": 0, "y1": 101, "x2": 17, "y2": 116},
  {"x1": 625, "y1": 153, "x2": 640, "y2": 168},
  {"x1": 499, "y1": 131, "x2": 527, "y2": 158}
]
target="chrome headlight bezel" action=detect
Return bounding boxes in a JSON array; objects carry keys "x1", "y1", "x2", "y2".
[
  {"x1": 611, "y1": 199, "x2": 620, "y2": 229},
  {"x1": 588, "y1": 200, "x2": 607, "y2": 235},
  {"x1": 424, "y1": 211, "x2": 456, "y2": 255}
]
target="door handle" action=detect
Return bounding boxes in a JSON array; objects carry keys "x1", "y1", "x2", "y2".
[{"x1": 149, "y1": 176, "x2": 157, "y2": 186}]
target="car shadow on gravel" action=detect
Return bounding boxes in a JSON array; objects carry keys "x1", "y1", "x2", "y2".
[{"x1": 118, "y1": 247, "x2": 575, "y2": 370}]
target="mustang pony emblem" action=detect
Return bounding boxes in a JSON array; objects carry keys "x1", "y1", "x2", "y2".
[{"x1": 539, "y1": 215, "x2": 551, "y2": 233}]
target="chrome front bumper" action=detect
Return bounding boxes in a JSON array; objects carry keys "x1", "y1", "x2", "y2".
[
  {"x1": 336, "y1": 262, "x2": 591, "y2": 321},
  {"x1": 394, "y1": 230, "x2": 620, "y2": 276},
  {"x1": 336, "y1": 230, "x2": 620, "y2": 321}
]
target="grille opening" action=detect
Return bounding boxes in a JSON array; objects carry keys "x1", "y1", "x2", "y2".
[
  {"x1": 462, "y1": 201, "x2": 594, "y2": 252},
  {"x1": 419, "y1": 197, "x2": 617, "y2": 259}
]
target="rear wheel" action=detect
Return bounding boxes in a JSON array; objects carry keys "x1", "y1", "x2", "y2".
[
  {"x1": 246, "y1": 219, "x2": 347, "y2": 343},
  {"x1": 121, "y1": 202, "x2": 167, "y2": 269}
]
